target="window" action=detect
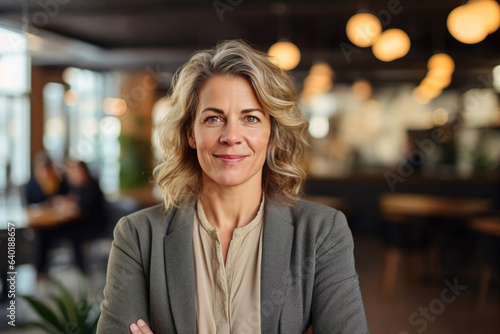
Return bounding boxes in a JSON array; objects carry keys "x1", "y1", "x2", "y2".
[{"x1": 0, "y1": 27, "x2": 30, "y2": 227}]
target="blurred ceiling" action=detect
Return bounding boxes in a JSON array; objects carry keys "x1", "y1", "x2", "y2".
[{"x1": 1, "y1": 0, "x2": 499, "y2": 86}]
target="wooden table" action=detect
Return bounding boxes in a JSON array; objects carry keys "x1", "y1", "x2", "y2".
[
  {"x1": 27, "y1": 202, "x2": 81, "y2": 229},
  {"x1": 379, "y1": 193, "x2": 494, "y2": 294},
  {"x1": 469, "y1": 216, "x2": 500, "y2": 237},
  {"x1": 379, "y1": 194, "x2": 494, "y2": 220}
]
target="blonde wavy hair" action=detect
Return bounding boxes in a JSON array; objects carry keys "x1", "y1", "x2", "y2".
[{"x1": 153, "y1": 39, "x2": 309, "y2": 211}]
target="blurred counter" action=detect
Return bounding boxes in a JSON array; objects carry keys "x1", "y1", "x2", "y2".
[{"x1": 305, "y1": 172, "x2": 499, "y2": 234}]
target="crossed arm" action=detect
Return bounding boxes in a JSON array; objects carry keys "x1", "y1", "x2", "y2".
[
  {"x1": 129, "y1": 319, "x2": 152, "y2": 334},
  {"x1": 128, "y1": 320, "x2": 314, "y2": 334}
]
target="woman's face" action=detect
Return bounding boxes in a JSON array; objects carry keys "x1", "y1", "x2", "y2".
[
  {"x1": 188, "y1": 75, "x2": 271, "y2": 190},
  {"x1": 66, "y1": 162, "x2": 87, "y2": 187}
]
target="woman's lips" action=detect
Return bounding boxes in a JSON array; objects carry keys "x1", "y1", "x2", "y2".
[{"x1": 214, "y1": 155, "x2": 248, "y2": 164}]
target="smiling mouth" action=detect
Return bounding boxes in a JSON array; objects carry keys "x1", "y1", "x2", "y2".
[{"x1": 214, "y1": 155, "x2": 248, "y2": 164}]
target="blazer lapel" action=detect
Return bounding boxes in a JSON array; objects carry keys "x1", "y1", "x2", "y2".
[
  {"x1": 164, "y1": 201, "x2": 197, "y2": 334},
  {"x1": 260, "y1": 197, "x2": 294, "y2": 333}
]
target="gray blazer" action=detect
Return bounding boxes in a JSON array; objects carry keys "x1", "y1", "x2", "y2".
[{"x1": 97, "y1": 197, "x2": 369, "y2": 333}]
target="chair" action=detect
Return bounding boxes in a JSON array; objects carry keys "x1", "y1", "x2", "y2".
[
  {"x1": 468, "y1": 214, "x2": 500, "y2": 318},
  {"x1": 379, "y1": 193, "x2": 494, "y2": 294},
  {"x1": 379, "y1": 210, "x2": 434, "y2": 294}
]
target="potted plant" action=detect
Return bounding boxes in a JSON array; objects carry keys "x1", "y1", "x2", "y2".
[{"x1": 19, "y1": 279, "x2": 100, "y2": 334}]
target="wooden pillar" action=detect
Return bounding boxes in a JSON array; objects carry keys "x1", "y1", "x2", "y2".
[
  {"x1": 29, "y1": 66, "x2": 65, "y2": 161},
  {"x1": 30, "y1": 66, "x2": 45, "y2": 161}
]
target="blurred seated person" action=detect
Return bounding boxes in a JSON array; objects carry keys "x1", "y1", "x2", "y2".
[
  {"x1": 35, "y1": 158, "x2": 106, "y2": 279},
  {"x1": 25, "y1": 151, "x2": 69, "y2": 205},
  {"x1": 64, "y1": 159, "x2": 107, "y2": 237}
]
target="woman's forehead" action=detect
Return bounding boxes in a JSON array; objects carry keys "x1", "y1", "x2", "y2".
[{"x1": 196, "y1": 76, "x2": 263, "y2": 110}]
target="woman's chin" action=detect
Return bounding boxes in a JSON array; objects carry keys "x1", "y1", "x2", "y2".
[
  {"x1": 202, "y1": 169, "x2": 263, "y2": 191},
  {"x1": 213, "y1": 179, "x2": 243, "y2": 188},
  {"x1": 204, "y1": 176, "x2": 249, "y2": 190}
]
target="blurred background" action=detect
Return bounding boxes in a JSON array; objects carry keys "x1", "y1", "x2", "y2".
[{"x1": 1, "y1": 0, "x2": 500, "y2": 333}]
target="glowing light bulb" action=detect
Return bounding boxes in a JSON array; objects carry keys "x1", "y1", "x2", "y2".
[
  {"x1": 372, "y1": 29, "x2": 411, "y2": 62},
  {"x1": 447, "y1": 3, "x2": 489, "y2": 44},
  {"x1": 346, "y1": 13, "x2": 382, "y2": 47},
  {"x1": 268, "y1": 41, "x2": 301, "y2": 70}
]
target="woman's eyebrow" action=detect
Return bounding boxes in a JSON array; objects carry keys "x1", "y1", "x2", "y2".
[
  {"x1": 200, "y1": 107, "x2": 224, "y2": 114},
  {"x1": 241, "y1": 108, "x2": 265, "y2": 114},
  {"x1": 200, "y1": 107, "x2": 265, "y2": 114}
]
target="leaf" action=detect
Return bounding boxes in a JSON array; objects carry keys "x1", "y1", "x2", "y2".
[
  {"x1": 51, "y1": 294, "x2": 70, "y2": 323},
  {"x1": 79, "y1": 279, "x2": 88, "y2": 308},
  {"x1": 19, "y1": 295, "x2": 65, "y2": 332},
  {"x1": 77, "y1": 281, "x2": 90, "y2": 328},
  {"x1": 75, "y1": 301, "x2": 91, "y2": 330},
  {"x1": 82, "y1": 303, "x2": 101, "y2": 334},
  {"x1": 88, "y1": 313, "x2": 101, "y2": 334},
  {"x1": 21, "y1": 275, "x2": 101, "y2": 334},
  {"x1": 51, "y1": 279, "x2": 78, "y2": 324}
]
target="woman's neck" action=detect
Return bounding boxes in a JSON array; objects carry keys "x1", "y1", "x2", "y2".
[{"x1": 198, "y1": 181, "x2": 263, "y2": 232}]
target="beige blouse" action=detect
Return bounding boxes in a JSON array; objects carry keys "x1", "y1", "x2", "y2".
[{"x1": 193, "y1": 197, "x2": 265, "y2": 334}]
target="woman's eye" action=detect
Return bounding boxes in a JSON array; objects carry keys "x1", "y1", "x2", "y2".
[
  {"x1": 205, "y1": 116, "x2": 221, "y2": 123},
  {"x1": 246, "y1": 115, "x2": 259, "y2": 123}
]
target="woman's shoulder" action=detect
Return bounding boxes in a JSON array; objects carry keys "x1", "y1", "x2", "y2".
[
  {"x1": 291, "y1": 199, "x2": 354, "y2": 252},
  {"x1": 287, "y1": 198, "x2": 351, "y2": 238},
  {"x1": 114, "y1": 203, "x2": 173, "y2": 234},
  {"x1": 117, "y1": 201, "x2": 196, "y2": 233},
  {"x1": 126, "y1": 203, "x2": 170, "y2": 221},
  {"x1": 292, "y1": 198, "x2": 345, "y2": 221}
]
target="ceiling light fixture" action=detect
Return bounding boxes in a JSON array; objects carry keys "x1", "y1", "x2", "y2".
[
  {"x1": 346, "y1": 13, "x2": 382, "y2": 47},
  {"x1": 447, "y1": 0, "x2": 500, "y2": 44},
  {"x1": 268, "y1": 40, "x2": 301, "y2": 70},
  {"x1": 372, "y1": 29, "x2": 411, "y2": 62}
]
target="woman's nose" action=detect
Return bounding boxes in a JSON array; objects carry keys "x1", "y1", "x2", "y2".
[{"x1": 220, "y1": 119, "x2": 242, "y2": 145}]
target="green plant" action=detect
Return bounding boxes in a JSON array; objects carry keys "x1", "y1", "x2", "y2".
[
  {"x1": 19, "y1": 279, "x2": 100, "y2": 334},
  {"x1": 119, "y1": 134, "x2": 153, "y2": 190}
]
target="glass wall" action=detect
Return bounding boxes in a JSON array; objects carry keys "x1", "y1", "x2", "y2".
[
  {"x1": 0, "y1": 27, "x2": 30, "y2": 227},
  {"x1": 0, "y1": 27, "x2": 30, "y2": 188},
  {"x1": 44, "y1": 68, "x2": 122, "y2": 194}
]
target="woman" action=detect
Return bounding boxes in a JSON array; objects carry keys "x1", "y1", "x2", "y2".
[
  {"x1": 63, "y1": 159, "x2": 107, "y2": 270},
  {"x1": 25, "y1": 151, "x2": 69, "y2": 205},
  {"x1": 35, "y1": 159, "x2": 106, "y2": 277},
  {"x1": 97, "y1": 40, "x2": 368, "y2": 334},
  {"x1": 25, "y1": 151, "x2": 70, "y2": 279}
]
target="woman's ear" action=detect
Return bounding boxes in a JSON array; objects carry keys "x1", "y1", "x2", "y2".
[{"x1": 187, "y1": 128, "x2": 196, "y2": 149}]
